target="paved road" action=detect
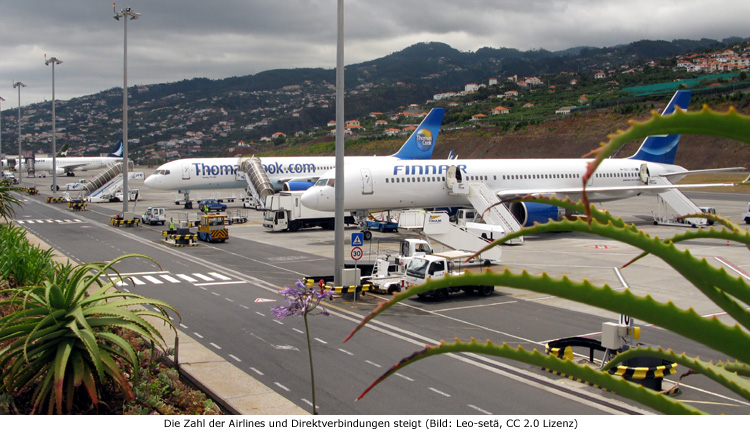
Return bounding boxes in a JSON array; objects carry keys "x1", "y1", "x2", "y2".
[{"x1": 9, "y1": 180, "x2": 750, "y2": 415}]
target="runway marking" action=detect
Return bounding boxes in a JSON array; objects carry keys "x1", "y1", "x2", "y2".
[
  {"x1": 142, "y1": 275, "x2": 163, "y2": 284},
  {"x1": 429, "y1": 387, "x2": 451, "y2": 397},
  {"x1": 176, "y1": 273, "x2": 197, "y2": 282},
  {"x1": 194, "y1": 273, "x2": 214, "y2": 281},
  {"x1": 715, "y1": 256, "x2": 750, "y2": 280}
]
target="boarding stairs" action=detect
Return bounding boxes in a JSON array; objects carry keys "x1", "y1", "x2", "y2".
[
  {"x1": 238, "y1": 156, "x2": 274, "y2": 209},
  {"x1": 397, "y1": 210, "x2": 502, "y2": 262},
  {"x1": 81, "y1": 162, "x2": 138, "y2": 202},
  {"x1": 450, "y1": 181, "x2": 524, "y2": 244},
  {"x1": 649, "y1": 177, "x2": 706, "y2": 227}
]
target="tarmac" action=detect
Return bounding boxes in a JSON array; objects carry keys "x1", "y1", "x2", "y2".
[{"x1": 22, "y1": 220, "x2": 307, "y2": 415}]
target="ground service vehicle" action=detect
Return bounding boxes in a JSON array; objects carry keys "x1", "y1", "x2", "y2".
[
  {"x1": 197, "y1": 213, "x2": 228, "y2": 242},
  {"x1": 142, "y1": 207, "x2": 167, "y2": 225},
  {"x1": 198, "y1": 199, "x2": 227, "y2": 212},
  {"x1": 364, "y1": 239, "x2": 434, "y2": 294},
  {"x1": 405, "y1": 252, "x2": 494, "y2": 301},
  {"x1": 263, "y1": 191, "x2": 353, "y2": 231}
]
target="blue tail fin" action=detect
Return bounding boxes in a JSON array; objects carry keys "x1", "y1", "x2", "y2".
[
  {"x1": 629, "y1": 90, "x2": 691, "y2": 164},
  {"x1": 108, "y1": 140, "x2": 124, "y2": 158},
  {"x1": 391, "y1": 108, "x2": 445, "y2": 159}
]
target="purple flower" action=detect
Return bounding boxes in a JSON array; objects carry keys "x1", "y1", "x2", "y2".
[{"x1": 271, "y1": 280, "x2": 333, "y2": 319}]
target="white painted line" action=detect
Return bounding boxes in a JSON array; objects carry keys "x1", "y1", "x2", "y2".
[
  {"x1": 176, "y1": 273, "x2": 197, "y2": 282},
  {"x1": 129, "y1": 277, "x2": 146, "y2": 286},
  {"x1": 339, "y1": 349, "x2": 354, "y2": 356},
  {"x1": 229, "y1": 354, "x2": 241, "y2": 362},
  {"x1": 194, "y1": 273, "x2": 214, "y2": 281},
  {"x1": 395, "y1": 373, "x2": 414, "y2": 382},
  {"x1": 225, "y1": 298, "x2": 234, "y2": 303},
  {"x1": 468, "y1": 404, "x2": 492, "y2": 415},
  {"x1": 194, "y1": 332, "x2": 204, "y2": 338},
  {"x1": 314, "y1": 338, "x2": 327, "y2": 344},
  {"x1": 249, "y1": 367, "x2": 264, "y2": 376},
  {"x1": 195, "y1": 280, "x2": 246, "y2": 286},
  {"x1": 142, "y1": 275, "x2": 163, "y2": 284},
  {"x1": 292, "y1": 328, "x2": 304, "y2": 334},
  {"x1": 366, "y1": 360, "x2": 382, "y2": 368},
  {"x1": 160, "y1": 275, "x2": 181, "y2": 283},
  {"x1": 210, "y1": 342, "x2": 221, "y2": 350},
  {"x1": 429, "y1": 387, "x2": 451, "y2": 397},
  {"x1": 208, "y1": 272, "x2": 232, "y2": 281},
  {"x1": 274, "y1": 382, "x2": 290, "y2": 392},
  {"x1": 179, "y1": 324, "x2": 188, "y2": 329}
]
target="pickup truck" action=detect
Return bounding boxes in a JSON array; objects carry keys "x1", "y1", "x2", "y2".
[
  {"x1": 405, "y1": 252, "x2": 494, "y2": 301},
  {"x1": 198, "y1": 200, "x2": 227, "y2": 212}
]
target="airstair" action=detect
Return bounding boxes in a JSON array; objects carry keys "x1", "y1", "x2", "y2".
[
  {"x1": 450, "y1": 181, "x2": 524, "y2": 244},
  {"x1": 397, "y1": 210, "x2": 502, "y2": 262},
  {"x1": 238, "y1": 156, "x2": 274, "y2": 209},
  {"x1": 649, "y1": 177, "x2": 707, "y2": 227},
  {"x1": 81, "y1": 162, "x2": 139, "y2": 202}
]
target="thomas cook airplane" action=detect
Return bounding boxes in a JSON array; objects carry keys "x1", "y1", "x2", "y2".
[
  {"x1": 143, "y1": 108, "x2": 445, "y2": 203},
  {"x1": 300, "y1": 91, "x2": 741, "y2": 237}
]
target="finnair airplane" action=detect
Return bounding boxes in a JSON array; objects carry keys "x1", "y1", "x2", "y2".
[
  {"x1": 301, "y1": 91, "x2": 738, "y2": 227},
  {"x1": 143, "y1": 108, "x2": 445, "y2": 196},
  {"x1": 33, "y1": 141, "x2": 124, "y2": 176}
]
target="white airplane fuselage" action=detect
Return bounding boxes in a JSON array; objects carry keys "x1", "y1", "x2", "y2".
[
  {"x1": 300, "y1": 157, "x2": 687, "y2": 212},
  {"x1": 34, "y1": 156, "x2": 122, "y2": 174}
]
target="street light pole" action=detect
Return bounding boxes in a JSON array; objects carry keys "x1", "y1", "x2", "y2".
[
  {"x1": 114, "y1": 5, "x2": 140, "y2": 214},
  {"x1": 45, "y1": 56, "x2": 62, "y2": 194},
  {"x1": 0, "y1": 96, "x2": 5, "y2": 155},
  {"x1": 13, "y1": 81, "x2": 25, "y2": 184}
]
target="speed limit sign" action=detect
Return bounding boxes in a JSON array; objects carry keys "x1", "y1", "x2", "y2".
[{"x1": 350, "y1": 247, "x2": 363, "y2": 261}]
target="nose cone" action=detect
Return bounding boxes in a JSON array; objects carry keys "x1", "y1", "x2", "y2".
[
  {"x1": 144, "y1": 174, "x2": 157, "y2": 188},
  {"x1": 300, "y1": 188, "x2": 318, "y2": 210}
]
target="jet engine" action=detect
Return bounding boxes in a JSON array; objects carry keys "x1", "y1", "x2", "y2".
[
  {"x1": 282, "y1": 181, "x2": 315, "y2": 191},
  {"x1": 509, "y1": 202, "x2": 564, "y2": 226}
]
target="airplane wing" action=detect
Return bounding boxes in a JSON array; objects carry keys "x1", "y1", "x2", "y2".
[
  {"x1": 56, "y1": 162, "x2": 89, "y2": 172},
  {"x1": 495, "y1": 181, "x2": 736, "y2": 200}
]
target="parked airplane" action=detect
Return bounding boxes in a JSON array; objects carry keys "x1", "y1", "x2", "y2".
[
  {"x1": 143, "y1": 108, "x2": 445, "y2": 201},
  {"x1": 32, "y1": 141, "x2": 123, "y2": 176},
  {"x1": 301, "y1": 91, "x2": 739, "y2": 232},
  {"x1": 1, "y1": 144, "x2": 70, "y2": 174}
]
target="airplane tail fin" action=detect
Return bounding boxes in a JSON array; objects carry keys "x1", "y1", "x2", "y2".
[
  {"x1": 629, "y1": 90, "x2": 691, "y2": 164},
  {"x1": 391, "y1": 108, "x2": 445, "y2": 159},
  {"x1": 108, "y1": 140, "x2": 124, "y2": 158},
  {"x1": 56, "y1": 144, "x2": 69, "y2": 157}
]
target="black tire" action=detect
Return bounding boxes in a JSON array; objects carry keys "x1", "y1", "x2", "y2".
[
  {"x1": 434, "y1": 288, "x2": 449, "y2": 302},
  {"x1": 745, "y1": 217, "x2": 750, "y2": 224},
  {"x1": 479, "y1": 286, "x2": 494, "y2": 297},
  {"x1": 363, "y1": 230, "x2": 372, "y2": 241},
  {"x1": 387, "y1": 284, "x2": 401, "y2": 294}
]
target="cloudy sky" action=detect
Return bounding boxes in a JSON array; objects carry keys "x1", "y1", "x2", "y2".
[{"x1": 1, "y1": 0, "x2": 748, "y2": 104}]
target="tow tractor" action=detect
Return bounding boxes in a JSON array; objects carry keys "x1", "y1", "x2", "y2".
[{"x1": 197, "y1": 213, "x2": 229, "y2": 242}]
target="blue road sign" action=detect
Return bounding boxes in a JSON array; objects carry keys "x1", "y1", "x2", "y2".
[{"x1": 351, "y1": 232, "x2": 364, "y2": 247}]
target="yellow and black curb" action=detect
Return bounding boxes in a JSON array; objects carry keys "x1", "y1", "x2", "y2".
[{"x1": 46, "y1": 196, "x2": 66, "y2": 203}]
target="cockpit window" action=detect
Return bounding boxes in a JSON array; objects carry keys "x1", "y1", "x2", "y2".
[
  {"x1": 327, "y1": 179, "x2": 335, "y2": 188},
  {"x1": 315, "y1": 178, "x2": 327, "y2": 187},
  {"x1": 153, "y1": 169, "x2": 170, "y2": 176}
]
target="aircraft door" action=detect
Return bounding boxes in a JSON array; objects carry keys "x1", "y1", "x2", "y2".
[
  {"x1": 639, "y1": 163, "x2": 650, "y2": 184},
  {"x1": 360, "y1": 168, "x2": 373, "y2": 195},
  {"x1": 446, "y1": 166, "x2": 458, "y2": 189},
  {"x1": 182, "y1": 163, "x2": 191, "y2": 180}
]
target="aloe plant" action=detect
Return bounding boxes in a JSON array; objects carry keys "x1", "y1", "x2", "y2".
[
  {"x1": 0, "y1": 254, "x2": 179, "y2": 414},
  {"x1": 0, "y1": 185, "x2": 23, "y2": 221},
  {"x1": 346, "y1": 106, "x2": 750, "y2": 414}
]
